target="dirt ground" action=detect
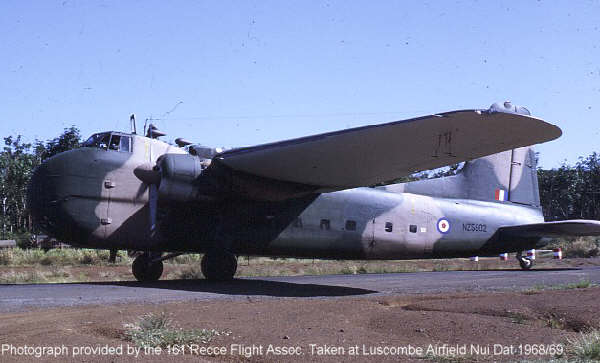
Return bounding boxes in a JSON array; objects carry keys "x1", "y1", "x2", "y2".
[{"x1": 0, "y1": 286, "x2": 598, "y2": 362}]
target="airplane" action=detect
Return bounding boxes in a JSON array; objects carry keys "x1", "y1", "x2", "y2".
[{"x1": 26, "y1": 101, "x2": 600, "y2": 281}]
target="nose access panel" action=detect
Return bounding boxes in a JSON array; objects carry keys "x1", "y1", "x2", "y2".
[{"x1": 28, "y1": 149, "x2": 114, "y2": 245}]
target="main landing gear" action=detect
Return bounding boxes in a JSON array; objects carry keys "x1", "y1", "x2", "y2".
[
  {"x1": 516, "y1": 251, "x2": 534, "y2": 270},
  {"x1": 132, "y1": 252, "x2": 164, "y2": 282},
  {"x1": 131, "y1": 250, "x2": 238, "y2": 282},
  {"x1": 201, "y1": 250, "x2": 238, "y2": 281}
]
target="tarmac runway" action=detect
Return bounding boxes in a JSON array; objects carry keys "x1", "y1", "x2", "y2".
[{"x1": 1, "y1": 267, "x2": 599, "y2": 313}]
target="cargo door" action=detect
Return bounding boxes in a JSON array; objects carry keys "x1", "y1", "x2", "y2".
[{"x1": 400, "y1": 201, "x2": 434, "y2": 258}]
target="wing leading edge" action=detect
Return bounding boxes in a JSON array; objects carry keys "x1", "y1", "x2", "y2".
[{"x1": 214, "y1": 106, "x2": 561, "y2": 191}]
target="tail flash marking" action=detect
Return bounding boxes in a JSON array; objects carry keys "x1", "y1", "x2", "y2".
[{"x1": 495, "y1": 189, "x2": 506, "y2": 202}]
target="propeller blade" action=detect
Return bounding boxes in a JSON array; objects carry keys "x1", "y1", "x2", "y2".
[{"x1": 149, "y1": 183, "x2": 158, "y2": 238}]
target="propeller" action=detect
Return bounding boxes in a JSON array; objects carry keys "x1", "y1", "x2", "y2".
[{"x1": 134, "y1": 154, "x2": 212, "y2": 240}]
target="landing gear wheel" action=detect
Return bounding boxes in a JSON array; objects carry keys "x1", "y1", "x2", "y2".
[
  {"x1": 132, "y1": 254, "x2": 164, "y2": 281},
  {"x1": 517, "y1": 256, "x2": 534, "y2": 270},
  {"x1": 201, "y1": 251, "x2": 238, "y2": 281}
]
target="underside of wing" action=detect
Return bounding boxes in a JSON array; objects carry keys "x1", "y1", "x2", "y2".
[
  {"x1": 477, "y1": 219, "x2": 600, "y2": 255},
  {"x1": 214, "y1": 104, "x2": 561, "y2": 191},
  {"x1": 498, "y1": 220, "x2": 600, "y2": 238}
]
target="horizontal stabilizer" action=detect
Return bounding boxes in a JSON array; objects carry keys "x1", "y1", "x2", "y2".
[
  {"x1": 498, "y1": 220, "x2": 600, "y2": 238},
  {"x1": 215, "y1": 106, "x2": 561, "y2": 189}
]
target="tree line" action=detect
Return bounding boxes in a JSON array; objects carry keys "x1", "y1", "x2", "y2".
[{"x1": 0, "y1": 127, "x2": 599, "y2": 240}]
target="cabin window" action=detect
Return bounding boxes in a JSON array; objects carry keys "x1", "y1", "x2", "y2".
[
  {"x1": 409, "y1": 224, "x2": 417, "y2": 233},
  {"x1": 385, "y1": 222, "x2": 393, "y2": 232},
  {"x1": 320, "y1": 219, "x2": 330, "y2": 230},
  {"x1": 345, "y1": 220, "x2": 356, "y2": 231},
  {"x1": 293, "y1": 217, "x2": 303, "y2": 228}
]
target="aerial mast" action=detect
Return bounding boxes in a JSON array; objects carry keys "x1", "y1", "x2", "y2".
[{"x1": 129, "y1": 114, "x2": 137, "y2": 134}]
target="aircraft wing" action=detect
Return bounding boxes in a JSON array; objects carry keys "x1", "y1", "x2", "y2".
[
  {"x1": 211, "y1": 105, "x2": 561, "y2": 192},
  {"x1": 498, "y1": 220, "x2": 600, "y2": 238}
]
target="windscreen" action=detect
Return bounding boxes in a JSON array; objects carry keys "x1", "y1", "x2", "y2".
[
  {"x1": 82, "y1": 132, "x2": 111, "y2": 149},
  {"x1": 82, "y1": 132, "x2": 131, "y2": 152}
]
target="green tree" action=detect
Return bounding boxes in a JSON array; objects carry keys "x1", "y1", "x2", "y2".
[
  {"x1": 0, "y1": 127, "x2": 82, "y2": 238},
  {"x1": 0, "y1": 136, "x2": 38, "y2": 236},
  {"x1": 538, "y1": 164, "x2": 578, "y2": 220},
  {"x1": 538, "y1": 153, "x2": 600, "y2": 221},
  {"x1": 39, "y1": 126, "x2": 81, "y2": 161}
]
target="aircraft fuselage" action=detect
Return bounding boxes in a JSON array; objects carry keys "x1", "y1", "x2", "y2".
[
  {"x1": 28, "y1": 133, "x2": 545, "y2": 259},
  {"x1": 266, "y1": 188, "x2": 544, "y2": 259}
]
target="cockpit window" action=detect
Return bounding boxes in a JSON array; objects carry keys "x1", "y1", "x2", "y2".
[
  {"x1": 108, "y1": 135, "x2": 120, "y2": 150},
  {"x1": 82, "y1": 132, "x2": 132, "y2": 152},
  {"x1": 82, "y1": 132, "x2": 110, "y2": 149},
  {"x1": 119, "y1": 135, "x2": 131, "y2": 152}
]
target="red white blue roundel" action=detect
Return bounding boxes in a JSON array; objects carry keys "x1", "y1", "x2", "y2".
[{"x1": 437, "y1": 218, "x2": 451, "y2": 234}]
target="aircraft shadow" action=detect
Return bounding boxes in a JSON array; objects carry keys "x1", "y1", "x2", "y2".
[{"x1": 86, "y1": 278, "x2": 377, "y2": 297}]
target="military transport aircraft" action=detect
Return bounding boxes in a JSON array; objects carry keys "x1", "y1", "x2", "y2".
[{"x1": 27, "y1": 102, "x2": 600, "y2": 281}]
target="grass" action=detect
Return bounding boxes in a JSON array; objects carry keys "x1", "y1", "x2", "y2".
[
  {"x1": 0, "y1": 248, "x2": 500, "y2": 274},
  {"x1": 0, "y1": 270, "x2": 48, "y2": 284},
  {"x1": 499, "y1": 329, "x2": 600, "y2": 362},
  {"x1": 0, "y1": 246, "x2": 599, "y2": 283},
  {"x1": 340, "y1": 265, "x2": 368, "y2": 274},
  {"x1": 563, "y1": 329, "x2": 600, "y2": 361},
  {"x1": 508, "y1": 312, "x2": 529, "y2": 324},
  {"x1": 546, "y1": 315, "x2": 567, "y2": 330},
  {"x1": 123, "y1": 312, "x2": 229, "y2": 348},
  {"x1": 166, "y1": 254, "x2": 203, "y2": 265},
  {"x1": 0, "y1": 248, "x2": 131, "y2": 266},
  {"x1": 547, "y1": 236, "x2": 600, "y2": 258},
  {"x1": 171, "y1": 265, "x2": 204, "y2": 280},
  {"x1": 525, "y1": 280, "x2": 597, "y2": 293},
  {"x1": 0, "y1": 267, "x2": 78, "y2": 284}
]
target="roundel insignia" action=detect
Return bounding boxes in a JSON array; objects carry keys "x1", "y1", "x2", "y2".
[{"x1": 437, "y1": 218, "x2": 451, "y2": 234}]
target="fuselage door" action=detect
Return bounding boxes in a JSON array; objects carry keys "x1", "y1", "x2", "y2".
[{"x1": 102, "y1": 133, "x2": 138, "y2": 243}]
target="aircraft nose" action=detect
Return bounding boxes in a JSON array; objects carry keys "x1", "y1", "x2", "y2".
[{"x1": 27, "y1": 156, "x2": 63, "y2": 236}]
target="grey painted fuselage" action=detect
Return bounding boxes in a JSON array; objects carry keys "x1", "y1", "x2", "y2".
[
  {"x1": 27, "y1": 132, "x2": 546, "y2": 260},
  {"x1": 264, "y1": 188, "x2": 543, "y2": 259}
]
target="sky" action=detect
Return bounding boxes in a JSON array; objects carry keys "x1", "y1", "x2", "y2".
[{"x1": 1, "y1": 0, "x2": 598, "y2": 168}]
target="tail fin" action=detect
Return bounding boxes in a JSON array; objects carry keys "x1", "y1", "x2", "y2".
[{"x1": 381, "y1": 146, "x2": 541, "y2": 207}]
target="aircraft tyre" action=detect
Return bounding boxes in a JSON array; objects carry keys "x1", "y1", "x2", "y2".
[
  {"x1": 132, "y1": 254, "x2": 164, "y2": 281},
  {"x1": 517, "y1": 256, "x2": 534, "y2": 270},
  {"x1": 201, "y1": 251, "x2": 237, "y2": 281}
]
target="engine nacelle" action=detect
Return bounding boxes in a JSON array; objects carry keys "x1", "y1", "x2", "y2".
[{"x1": 157, "y1": 154, "x2": 206, "y2": 202}]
